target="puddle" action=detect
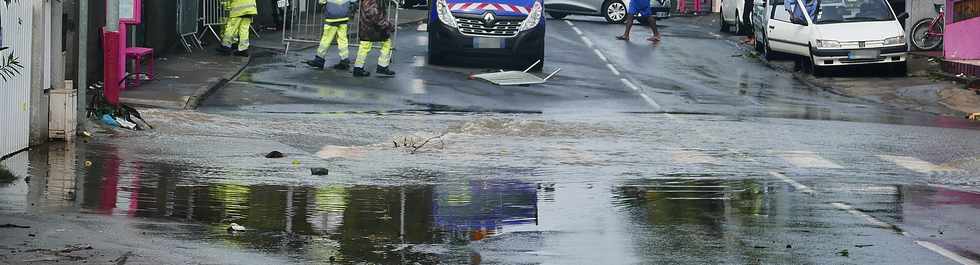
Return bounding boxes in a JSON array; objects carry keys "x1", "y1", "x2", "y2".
[{"x1": 0, "y1": 144, "x2": 541, "y2": 264}]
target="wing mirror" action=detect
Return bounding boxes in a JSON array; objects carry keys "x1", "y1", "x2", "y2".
[{"x1": 896, "y1": 12, "x2": 909, "y2": 20}]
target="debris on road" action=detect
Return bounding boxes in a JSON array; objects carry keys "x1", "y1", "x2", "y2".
[
  {"x1": 311, "y1": 168, "x2": 329, "y2": 176},
  {"x1": 265, "y1": 151, "x2": 285, "y2": 158},
  {"x1": 0, "y1": 223, "x2": 30, "y2": 228},
  {"x1": 968, "y1": 113, "x2": 980, "y2": 121},
  {"x1": 112, "y1": 251, "x2": 134, "y2": 265},
  {"x1": 227, "y1": 223, "x2": 246, "y2": 233},
  {"x1": 855, "y1": 244, "x2": 874, "y2": 248},
  {"x1": 471, "y1": 61, "x2": 561, "y2": 86},
  {"x1": 837, "y1": 249, "x2": 850, "y2": 257}
]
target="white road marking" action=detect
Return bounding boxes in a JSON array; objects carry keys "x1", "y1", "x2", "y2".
[
  {"x1": 413, "y1": 56, "x2": 425, "y2": 67},
  {"x1": 829, "y1": 202, "x2": 893, "y2": 228},
  {"x1": 565, "y1": 20, "x2": 575, "y2": 26},
  {"x1": 606, "y1": 64, "x2": 621, "y2": 76},
  {"x1": 580, "y1": 36, "x2": 594, "y2": 47},
  {"x1": 411, "y1": 79, "x2": 426, "y2": 94},
  {"x1": 778, "y1": 151, "x2": 843, "y2": 169},
  {"x1": 639, "y1": 94, "x2": 662, "y2": 110},
  {"x1": 709, "y1": 32, "x2": 722, "y2": 38},
  {"x1": 416, "y1": 36, "x2": 427, "y2": 46},
  {"x1": 671, "y1": 150, "x2": 718, "y2": 164},
  {"x1": 915, "y1": 241, "x2": 980, "y2": 265},
  {"x1": 769, "y1": 171, "x2": 815, "y2": 195},
  {"x1": 593, "y1": 49, "x2": 608, "y2": 62},
  {"x1": 572, "y1": 27, "x2": 584, "y2": 35},
  {"x1": 879, "y1": 155, "x2": 957, "y2": 174},
  {"x1": 620, "y1": 78, "x2": 639, "y2": 91}
]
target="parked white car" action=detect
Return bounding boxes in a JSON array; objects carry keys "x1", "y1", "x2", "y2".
[
  {"x1": 720, "y1": 0, "x2": 753, "y2": 34},
  {"x1": 755, "y1": 0, "x2": 908, "y2": 76}
]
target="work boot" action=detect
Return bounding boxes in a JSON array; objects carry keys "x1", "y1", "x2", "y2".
[
  {"x1": 333, "y1": 59, "x2": 351, "y2": 70},
  {"x1": 376, "y1": 66, "x2": 396, "y2": 76},
  {"x1": 233, "y1": 49, "x2": 250, "y2": 57},
  {"x1": 215, "y1": 45, "x2": 234, "y2": 55},
  {"x1": 306, "y1": 56, "x2": 326, "y2": 69},
  {"x1": 353, "y1": 67, "x2": 371, "y2": 77}
]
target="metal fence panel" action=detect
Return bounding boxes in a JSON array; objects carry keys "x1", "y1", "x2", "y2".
[
  {"x1": 281, "y1": 0, "x2": 399, "y2": 55},
  {"x1": 200, "y1": 0, "x2": 230, "y2": 42},
  {"x1": 1, "y1": 1, "x2": 34, "y2": 158}
]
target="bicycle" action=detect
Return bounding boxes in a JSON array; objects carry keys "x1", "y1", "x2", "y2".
[{"x1": 910, "y1": 4, "x2": 944, "y2": 51}]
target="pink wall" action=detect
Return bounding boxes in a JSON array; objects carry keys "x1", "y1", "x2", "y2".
[{"x1": 945, "y1": 0, "x2": 980, "y2": 60}]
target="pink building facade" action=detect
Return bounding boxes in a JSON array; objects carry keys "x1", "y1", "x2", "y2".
[{"x1": 944, "y1": 0, "x2": 980, "y2": 60}]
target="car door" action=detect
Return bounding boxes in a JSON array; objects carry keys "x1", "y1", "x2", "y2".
[{"x1": 766, "y1": 0, "x2": 812, "y2": 56}]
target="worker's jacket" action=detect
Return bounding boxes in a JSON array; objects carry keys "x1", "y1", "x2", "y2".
[
  {"x1": 358, "y1": 0, "x2": 393, "y2": 41},
  {"x1": 228, "y1": 0, "x2": 258, "y2": 18},
  {"x1": 320, "y1": 0, "x2": 355, "y2": 23}
]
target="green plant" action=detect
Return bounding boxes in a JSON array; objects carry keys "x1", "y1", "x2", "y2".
[
  {"x1": 0, "y1": 51, "x2": 24, "y2": 82},
  {"x1": 0, "y1": 164, "x2": 17, "y2": 186}
]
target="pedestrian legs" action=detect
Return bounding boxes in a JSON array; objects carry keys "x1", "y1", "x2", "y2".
[
  {"x1": 221, "y1": 17, "x2": 243, "y2": 49},
  {"x1": 353, "y1": 39, "x2": 395, "y2": 77}
]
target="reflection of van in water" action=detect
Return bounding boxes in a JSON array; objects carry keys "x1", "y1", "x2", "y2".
[{"x1": 755, "y1": 0, "x2": 908, "y2": 76}]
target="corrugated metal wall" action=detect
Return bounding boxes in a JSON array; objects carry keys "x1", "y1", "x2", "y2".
[{"x1": 1, "y1": 1, "x2": 34, "y2": 158}]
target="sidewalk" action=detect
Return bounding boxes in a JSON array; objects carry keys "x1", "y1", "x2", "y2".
[
  {"x1": 120, "y1": 8, "x2": 428, "y2": 110},
  {"x1": 119, "y1": 50, "x2": 249, "y2": 110}
]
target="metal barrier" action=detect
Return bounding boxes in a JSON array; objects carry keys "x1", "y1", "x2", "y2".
[
  {"x1": 280, "y1": 0, "x2": 400, "y2": 55},
  {"x1": 199, "y1": 0, "x2": 261, "y2": 45},
  {"x1": 177, "y1": 0, "x2": 204, "y2": 53}
]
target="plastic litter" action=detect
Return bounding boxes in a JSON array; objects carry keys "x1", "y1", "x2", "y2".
[
  {"x1": 101, "y1": 115, "x2": 120, "y2": 127},
  {"x1": 115, "y1": 117, "x2": 137, "y2": 130},
  {"x1": 227, "y1": 223, "x2": 246, "y2": 233}
]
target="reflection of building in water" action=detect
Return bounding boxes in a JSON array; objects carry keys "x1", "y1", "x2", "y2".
[
  {"x1": 310, "y1": 185, "x2": 348, "y2": 234},
  {"x1": 433, "y1": 180, "x2": 538, "y2": 240},
  {"x1": 26, "y1": 143, "x2": 80, "y2": 211}
]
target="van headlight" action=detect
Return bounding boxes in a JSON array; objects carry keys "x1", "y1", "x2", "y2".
[
  {"x1": 436, "y1": 0, "x2": 458, "y2": 28},
  {"x1": 815, "y1": 39, "x2": 841, "y2": 49},
  {"x1": 884, "y1": 36, "x2": 906, "y2": 46},
  {"x1": 519, "y1": 1, "x2": 543, "y2": 31}
]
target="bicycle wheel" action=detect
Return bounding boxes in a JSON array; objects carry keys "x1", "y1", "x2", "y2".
[{"x1": 910, "y1": 18, "x2": 943, "y2": 50}]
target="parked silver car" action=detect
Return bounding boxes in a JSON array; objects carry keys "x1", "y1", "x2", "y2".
[{"x1": 545, "y1": 0, "x2": 671, "y2": 23}]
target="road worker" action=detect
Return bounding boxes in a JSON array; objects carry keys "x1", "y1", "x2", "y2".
[
  {"x1": 353, "y1": 0, "x2": 396, "y2": 77},
  {"x1": 306, "y1": 0, "x2": 357, "y2": 70},
  {"x1": 217, "y1": 0, "x2": 258, "y2": 56}
]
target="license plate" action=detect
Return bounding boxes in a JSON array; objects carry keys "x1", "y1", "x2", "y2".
[
  {"x1": 656, "y1": 12, "x2": 668, "y2": 17},
  {"x1": 848, "y1": 49, "x2": 880, "y2": 59},
  {"x1": 473, "y1": 37, "x2": 503, "y2": 49}
]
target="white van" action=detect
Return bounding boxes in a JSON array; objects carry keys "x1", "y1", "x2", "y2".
[{"x1": 758, "y1": 0, "x2": 908, "y2": 76}]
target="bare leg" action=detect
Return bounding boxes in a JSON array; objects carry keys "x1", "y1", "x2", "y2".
[
  {"x1": 618, "y1": 14, "x2": 636, "y2": 41},
  {"x1": 646, "y1": 16, "x2": 661, "y2": 42}
]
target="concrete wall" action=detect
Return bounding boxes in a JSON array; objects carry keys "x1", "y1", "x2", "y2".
[{"x1": 945, "y1": 0, "x2": 980, "y2": 59}]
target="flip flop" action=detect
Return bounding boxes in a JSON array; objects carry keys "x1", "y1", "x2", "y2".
[{"x1": 616, "y1": 35, "x2": 629, "y2": 41}]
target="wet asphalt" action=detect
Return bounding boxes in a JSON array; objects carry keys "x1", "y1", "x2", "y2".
[{"x1": 2, "y1": 16, "x2": 980, "y2": 265}]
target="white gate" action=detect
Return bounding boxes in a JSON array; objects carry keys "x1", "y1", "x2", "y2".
[{"x1": 0, "y1": 0, "x2": 33, "y2": 158}]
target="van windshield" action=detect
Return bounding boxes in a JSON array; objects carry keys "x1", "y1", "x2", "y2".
[{"x1": 814, "y1": 0, "x2": 895, "y2": 24}]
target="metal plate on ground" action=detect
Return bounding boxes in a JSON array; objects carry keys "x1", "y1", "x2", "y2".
[{"x1": 472, "y1": 71, "x2": 547, "y2": 86}]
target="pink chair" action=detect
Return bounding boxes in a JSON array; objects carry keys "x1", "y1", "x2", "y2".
[{"x1": 125, "y1": 47, "x2": 154, "y2": 87}]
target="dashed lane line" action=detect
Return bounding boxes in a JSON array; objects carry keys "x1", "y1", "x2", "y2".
[
  {"x1": 580, "y1": 36, "x2": 594, "y2": 47},
  {"x1": 915, "y1": 241, "x2": 980, "y2": 265},
  {"x1": 593, "y1": 49, "x2": 608, "y2": 62},
  {"x1": 606, "y1": 64, "x2": 621, "y2": 76},
  {"x1": 778, "y1": 151, "x2": 844, "y2": 169},
  {"x1": 831, "y1": 202, "x2": 980, "y2": 265},
  {"x1": 572, "y1": 27, "x2": 584, "y2": 35},
  {"x1": 769, "y1": 171, "x2": 815, "y2": 195},
  {"x1": 565, "y1": 20, "x2": 575, "y2": 26}
]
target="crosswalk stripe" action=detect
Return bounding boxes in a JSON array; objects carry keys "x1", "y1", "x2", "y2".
[
  {"x1": 671, "y1": 150, "x2": 717, "y2": 164},
  {"x1": 878, "y1": 155, "x2": 956, "y2": 174},
  {"x1": 778, "y1": 151, "x2": 843, "y2": 169}
]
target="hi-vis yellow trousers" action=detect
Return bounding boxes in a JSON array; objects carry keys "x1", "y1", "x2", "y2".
[
  {"x1": 354, "y1": 39, "x2": 393, "y2": 68},
  {"x1": 221, "y1": 16, "x2": 253, "y2": 51},
  {"x1": 317, "y1": 22, "x2": 350, "y2": 59}
]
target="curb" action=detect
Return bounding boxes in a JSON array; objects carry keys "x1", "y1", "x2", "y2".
[{"x1": 184, "y1": 55, "x2": 253, "y2": 110}]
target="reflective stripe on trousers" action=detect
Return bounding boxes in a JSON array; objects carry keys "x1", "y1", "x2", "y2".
[
  {"x1": 317, "y1": 24, "x2": 350, "y2": 59},
  {"x1": 222, "y1": 17, "x2": 252, "y2": 51},
  {"x1": 355, "y1": 39, "x2": 393, "y2": 68}
]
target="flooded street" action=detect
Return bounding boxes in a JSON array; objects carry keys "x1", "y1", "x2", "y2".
[{"x1": 2, "y1": 16, "x2": 980, "y2": 265}]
